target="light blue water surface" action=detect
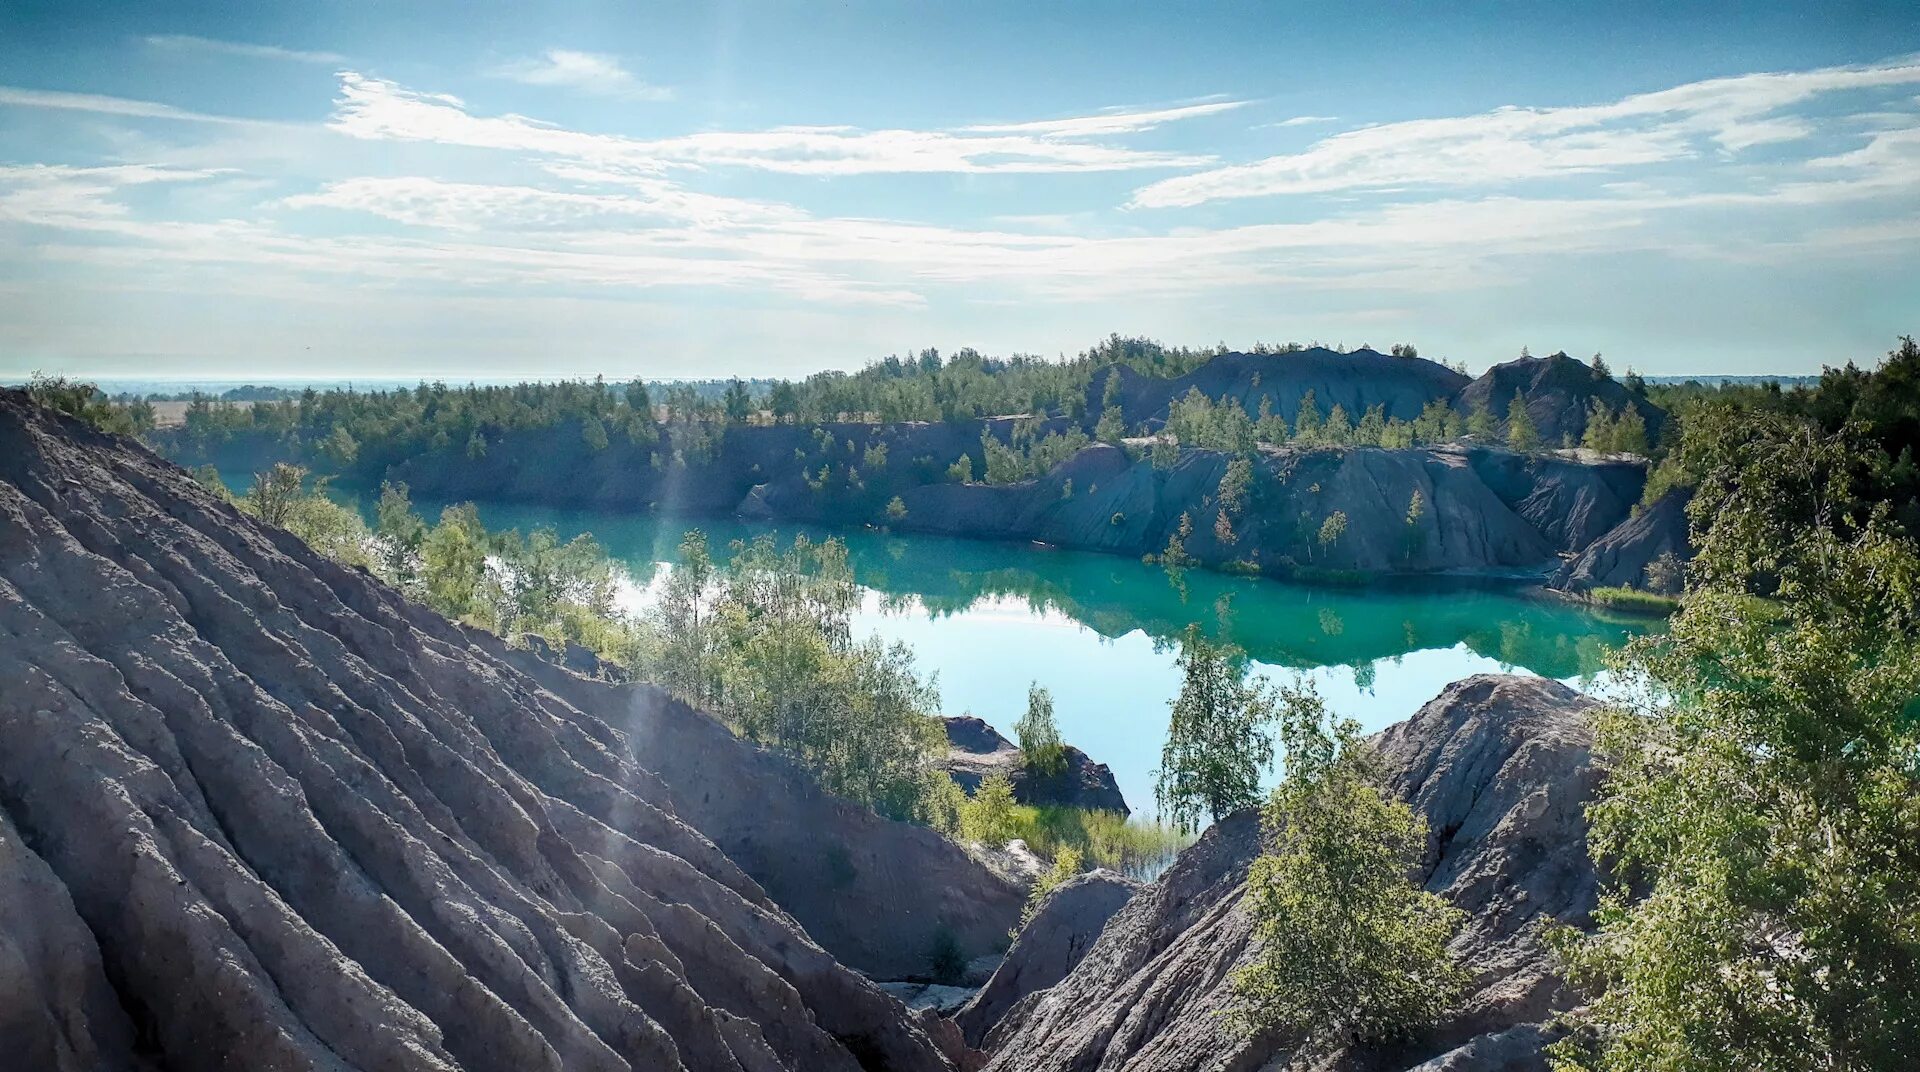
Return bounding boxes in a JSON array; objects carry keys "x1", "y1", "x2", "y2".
[{"x1": 395, "y1": 499, "x2": 1650, "y2": 818}]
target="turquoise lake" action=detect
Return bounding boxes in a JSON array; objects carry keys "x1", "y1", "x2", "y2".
[{"x1": 403, "y1": 499, "x2": 1653, "y2": 820}]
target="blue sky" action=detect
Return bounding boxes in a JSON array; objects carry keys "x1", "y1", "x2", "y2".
[{"x1": 1, "y1": 1, "x2": 1916, "y2": 379}]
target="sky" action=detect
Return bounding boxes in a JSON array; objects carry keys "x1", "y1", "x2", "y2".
[{"x1": 1, "y1": 1, "x2": 1916, "y2": 380}]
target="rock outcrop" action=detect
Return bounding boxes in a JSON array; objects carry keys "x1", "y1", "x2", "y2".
[
  {"x1": 976, "y1": 674, "x2": 1601, "y2": 1072},
  {"x1": 893, "y1": 443, "x2": 1626, "y2": 579},
  {"x1": 1553, "y1": 488, "x2": 1692, "y2": 594},
  {"x1": 940, "y1": 715, "x2": 1130, "y2": 815},
  {"x1": 1455, "y1": 353, "x2": 1665, "y2": 448},
  {"x1": 0, "y1": 390, "x2": 966, "y2": 1071},
  {"x1": 952, "y1": 869, "x2": 1139, "y2": 1048}
]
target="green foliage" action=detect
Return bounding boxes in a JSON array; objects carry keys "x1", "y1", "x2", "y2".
[
  {"x1": 885, "y1": 495, "x2": 908, "y2": 522},
  {"x1": 581, "y1": 416, "x2": 609, "y2": 451},
  {"x1": 646, "y1": 532, "x2": 947, "y2": 821},
  {"x1": 961, "y1": 772, "x2": 1022, "y2": 845},
  {"x1": 1317, "y1": 510, "x2": 1348, "y2": 550},
  {"x1": 1167, "y1": 387, "x2": 1256, "y2": 454},
  {"x1": 1507, "y1": 396, "x2": 1541, "y2": 451},
  {"x1": 1552, "y1": 412, "x2": 1920, "y2": 1072},
  {"x1": 1581, "y1": 400, "x2": 1649, "y2": 456},
  {"x1": 1233, "y1": 678, "x2": 1467, "y2": 1049},
  {"x1": 24, "y1": 373, "x2": 155, "y2": 436},
  {"x1": 1292, "y1": 390, "x2": 1323, "y2": 444},
  {"x1": 374, "y1": 481, "x2": 427, "y2": 590},
  {"x1": 1583, "y1": 586, "x2": 1679, "y2": 615},
  {"x1": 1020, "y1": 845, "x2": 1084, "y2": 929},
  {"x1": 946, "y1": 454, "x2": 976, "y2": 483},
  {"x1": 722, "y1": 378, "x2": 752, "y2": 424},
  {"x1": 1015, "y1": 682, "x2": 1067, "y2": 777},
  {"x1": 926, "y1": 927, "x2": 967, "y2": 985},
  {"x1": 1466, "y1": 399, "x2": 1497, "y2": 438},
  {"x1": 1155, "y1": 625, "x2": 1276, "y2": 833},
  {"x1": 236, "y1": 463, "x2": 375, "y2": 569},
  {"x1": 982, "y1": 429, "x2": 1030, "y2": 484}
]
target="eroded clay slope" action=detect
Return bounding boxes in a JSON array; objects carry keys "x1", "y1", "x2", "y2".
[
  {"x1": 978, "y1": 674, "x2": 1600, "y2": 1072},
  {"x1": 0, "y1": 390, "x2": 953, "y2": 1072}
]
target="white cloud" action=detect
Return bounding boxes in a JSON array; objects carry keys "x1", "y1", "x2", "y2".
[
  {"x1": 144, "y1": 34, "x2": 345, "y2": 65},
  {"x1": 0, "y1": 84, "x2": 260, "y2": 125},
  {"x1": 1271, "y1": 115, "x2": 1339, "y2": 127},
  {"x1": 489, "y1": 49, "x2": 673, "y2": 101},
  {"x1": 1132, "y1": 56, "x2": 1920, "y2": 207},
  {"x1": 328, "y1": 73, "x2": 1221, "y2": 175},
  {"x1": 962, "y1": 99, "x2": 1250, "y2": 136}
]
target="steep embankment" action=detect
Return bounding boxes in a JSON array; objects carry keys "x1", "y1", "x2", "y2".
[
  {"x1": 0, "y1": 390, "x2": 1006, "y2": 1072},
  {"x1": 972, "y1": 675, "x2": 1602, "y2": 1072},
  {"x1": 1553, "y1": 487, "x2": 1692, "y2": 594},
  {"x1": 890, "y1": 442, "x2": 1642, "y2": 578}
]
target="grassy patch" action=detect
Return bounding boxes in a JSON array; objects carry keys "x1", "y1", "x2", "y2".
[
  {"x1": 1009, "y1": 805, "x2": 1194, "y2": 881},
  {"x1": 1587, "y1": 586, "x2": 1680, "y2": 615}
]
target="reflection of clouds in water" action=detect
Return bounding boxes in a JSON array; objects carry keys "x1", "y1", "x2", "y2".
[{"x1": 870, "y1": 591, "x2": 1081, "y2": 629}]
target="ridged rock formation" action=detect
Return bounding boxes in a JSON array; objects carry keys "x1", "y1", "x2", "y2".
[
  {"x1": 1454, "y1": 353, "x2": 1666, "y2": 449},
  {"x1": 952, "y1": 868, "x2": 1139, "y2": 1049},
  {"x1": 976, "y1": 674, "x2": 1601, "y2": 1072},
  {"x1": 0, "y1": 390, "x2": 965, "y2": 1072},
  {"x1": 1553, "y1": 488, "x2": 1692, "y2": 595}
]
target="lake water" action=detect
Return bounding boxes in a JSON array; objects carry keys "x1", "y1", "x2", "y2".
[{"x1": 409, "y1": 499, "x2": 1652, "y2": 819}]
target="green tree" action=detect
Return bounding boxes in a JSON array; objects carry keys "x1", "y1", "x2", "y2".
[
  {"x1": 1466, "y1": 399, "x2": 1496, "y2": 439},
  {"x1": 1581, "y1": 399, "x2": 1617, "y2": 452},
  {"x1": 245, "y1": 462, "x2": 309, "y2": 527},
  {"x1": 1551, "y1": 414, "x2": 1920, "y2": 1072},
  {"x1": 723, "y1": 378, "x2": 752, "y2": 424},
  {"x1": 962, "y1": 772, "x2": 1021, "y2": 845},
  {"x1": 322, "y1": 425, "x2": 359, "y2": 465},
  {"x1": 1323, "y1": 404, "x2": 1354, "y2": 446},
  {"x1": 1293, "y1": 391, "x2": 1323, "y2": 445},
  {"x1": 767, "y1": 380, "x2": 798, "y2": 424},
  {"x1": 1219, "y1": 455, "x2": 1254, "y2": 517},
  {"x1": 419, "y1": 503, "x2": 492, "y2": 623},
  {"x1": 947, "y1": 454, "x2": 976, "y2": 483},
  {"x1": 374, "y1": 481, "x2": 427, "y2": 589},
  {"x1": 1506, "y1": 397, "x2": 1540, "y2": 451},
  {"x1": 1015, "y1": 682, "x2": 1067, "y2": 776},
  {"x1": 1233, "y1": 679, "x2": 1467, "y2": 1050},
  {"x1": 1317, "y1": 511, "x2": 1348, "y2": 559},
  {"x1": 1610, "y1": 403, "x2": 1648, "y2": 456},
  {"x1": 1155, "y1": 626, "x2": 1276, "y2": 833},
  {"x1": 581, "y1": 416, "x2": 609, "y2": 451},
  {"x1": 886, "y1": 495, "x2": 908, "y2": 522}
]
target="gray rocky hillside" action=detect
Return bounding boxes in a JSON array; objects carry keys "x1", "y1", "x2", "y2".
[
  {"x1": 0, "y1": 388, "x2": 1011, "y2": 1072},
  {"x1": 972, "y1": 675, "x2": 1603, "y2": 1072}
]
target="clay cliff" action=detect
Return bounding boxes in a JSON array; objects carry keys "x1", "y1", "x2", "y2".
[
  {"x1": 1553, "y1": 488, "x2": 1692, "y2": 595},
  {"x1": 971, "y1": 674, "x2": 1602, "y2": 1072},
  {"x1": 891, "y1": 442, "x2": 1643, "y2": 579},
  {"x1": 0, "y1": 389, "x2": 1009, "y2": 1071}
]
